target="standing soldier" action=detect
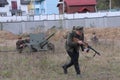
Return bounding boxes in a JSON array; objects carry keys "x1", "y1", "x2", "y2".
[
  {"x1": 62, "y1": 26, "x2": 85, "y2": 76},
  {"x1": 91, "y1": 32, "x2": 99, "y2": 44}
]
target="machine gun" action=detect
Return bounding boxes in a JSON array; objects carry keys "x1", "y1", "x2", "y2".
[{"x1": 73, "y1": 38, "x2": 101, "y2": 57}]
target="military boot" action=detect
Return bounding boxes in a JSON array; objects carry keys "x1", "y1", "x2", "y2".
[{"x1": 62, "y1": 66, "x2": 68, "y2": 74}]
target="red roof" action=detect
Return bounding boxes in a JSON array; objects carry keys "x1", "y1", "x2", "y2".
[{"x1": 65, "y1": 0, "x2": 96, "y2": 6}]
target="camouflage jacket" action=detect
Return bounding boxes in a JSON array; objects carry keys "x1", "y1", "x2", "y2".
[
  {"x1": 16, "y1": 40, "x2": 25, "y2": 49},
  {"x1": 65, "y1": 31, "x2": 84, "y2": 52}
]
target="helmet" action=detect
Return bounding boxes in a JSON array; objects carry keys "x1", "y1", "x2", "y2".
[{"x1": 75, "y1": 26, "x2": 83, "y2": 31}]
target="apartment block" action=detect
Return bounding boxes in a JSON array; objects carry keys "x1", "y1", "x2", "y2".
[{"x1": 0, "y1": 0, "x2": 45, "y2": 16}]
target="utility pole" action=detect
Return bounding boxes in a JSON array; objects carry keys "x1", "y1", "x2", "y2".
[
  {"x1": 0, "y1": 22, "x2": 3, "y2": 31},
  {"x1": 58, "y1": 0, "x2": 65, "y2": 28},
  {"x1": 62, "y1": 0, "x2": 64, "y2": 28},
  {"x1": 109, "y1": 0, "x2": 112, "y2": 10}
]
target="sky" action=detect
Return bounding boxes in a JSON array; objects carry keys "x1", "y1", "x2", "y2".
[{"x1": 46, "y1": 0, "x2": 59, "y2": 14}]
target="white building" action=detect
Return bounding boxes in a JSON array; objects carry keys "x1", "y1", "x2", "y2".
[
  {"x1": 0, "y1": 0, "x2": 46, "y2": 17},
  {"x1": 0, "y1": 0, "x2": 30, "y2": 16}
]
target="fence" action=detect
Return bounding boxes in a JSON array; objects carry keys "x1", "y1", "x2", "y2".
[
  {"x1": 0, "y1": 11, "x2": 120, "y2": 22},
  {"x1": 0, "y1": 11, "x2": 120, "y2": 34}
]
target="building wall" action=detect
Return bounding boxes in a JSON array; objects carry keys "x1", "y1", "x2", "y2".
[
  {"x1": 59, "y1": 5, "x2": 96, "y2": 14},
  {"x1": 28, "y1": 1, "x2": 34, "y2": 15},
  {"x1": 34, "y1": 1, "x2": 41, "y2": 15},
  {"x1": 68, "y1": 5, "x2": 95, "y2": 13},
  {"x1": 0, "y1": 0, "x2": 29, "y2": 16},
  {"x1": 17, "y1": 0, "x2": 28, "y2": 15},
  {"x1": 27, "y1": 1, "x2": 45, "y2": 15},
  {"x1": 58, "y1": 3, "x2": 96, "y2": 14},
  {"x1": 0, "y1": 0, "x2": 10, "y2": 16}
]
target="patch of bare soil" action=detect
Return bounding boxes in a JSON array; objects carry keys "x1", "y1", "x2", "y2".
[
  {"x1": 0, "y1": 27, "x2": 120, "y2": 48},
  {"x1": 84, "y1": 27, "x2": 120, "y2": 40},
  {"x1": 0, "y1": 30, "x2": 18, "y2": 40},
  {"x1": 1, "y1": 27, "x2": 119, "y2": 42},
  {"x1": 47, "y1": 27, "x2": 120, "y2": 41}
]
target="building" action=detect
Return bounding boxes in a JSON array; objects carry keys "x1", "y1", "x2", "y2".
[
  {"x1": 0, "y1": 0, "x2": 9, "y2": 16},
  {"x1": 0, "y1": 0, "x2": 30, "y2": 16},
  {"x1": 28, "y1": 0, "x2": 45, "y2": 15},
  {"x1": 57, "y1": 0, "x2": 97, "y2": 14},
  {"x1": 0, "y1": 0, "x2": 45, "y2": 16}
]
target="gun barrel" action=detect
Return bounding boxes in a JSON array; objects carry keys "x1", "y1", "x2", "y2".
[
  {"x1": 45, "y1": 32, "x2": 55, "y2": 41},
  {"x1": 88, "y1": 45, "x2": 101, "y2": 56},
  {"x1": 40, "y1": 32, "x2": 55, "y2": 48}
]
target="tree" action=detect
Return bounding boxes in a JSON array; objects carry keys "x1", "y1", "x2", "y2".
[
  {"x1": 112, "y1": 0, "x2": 120, "y2": 8},
  {"x1": 96, "y1": 0, "x2": 109, "y2": 10},
  {"x1": 96, "y1": 0, "x2": 120, "y2": 11}
]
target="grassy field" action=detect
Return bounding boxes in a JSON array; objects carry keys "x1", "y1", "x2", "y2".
[
  {"x1": 0, "y1": 27, "x2": 120, "y2": 80},
  {"x1": 0, "y1": 39, "x2": 120, "y2": 80}
]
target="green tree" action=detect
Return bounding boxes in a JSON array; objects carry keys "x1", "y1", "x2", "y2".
[
  {"x1": 96, "y1": 0, "x2": 120, "y2": 11},
  {"x1": 112, "y1": 0, "x2": 120, "y2": 8},
  {"x1": 96, "y1": 0, "x2": 109, "y2": 10}
]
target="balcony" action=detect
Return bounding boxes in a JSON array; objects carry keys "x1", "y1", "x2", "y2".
[
  {"x1": 9, "y1": 6, "x2": 23, "y2": 16},
  {"x1": 20, "y1": 0, "x2": 30, "y2": 5},
  {"x1": 0, "y1": 0, "x2": 8, "y2": 5}
]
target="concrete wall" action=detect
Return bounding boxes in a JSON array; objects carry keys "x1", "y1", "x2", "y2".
[
  {"x1": 1, "y1": 16, "x2": 120, "y2": 34},
  {"x1": 1, "y1": 11, "x2": 120, "y2": 22}
]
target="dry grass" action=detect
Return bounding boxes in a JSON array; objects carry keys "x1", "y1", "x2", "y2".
[
  {"x1": 0, "y1": 31, "x2": 17, "y2": 40},
  {"x1": 47, "y1": 27, "x2": 120, "y2": 41},
  {"x1": 84, "y1": 27, "x2": 120, "y2": 40},
  {"x1": 0, "y1": 28, "x2": 120, "y2": 80},
  {"x1": 0, "y1": 40, "x2": 120, "y2": 80}
]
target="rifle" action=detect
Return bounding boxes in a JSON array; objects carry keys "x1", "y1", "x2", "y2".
[
  {"x1": 86, "y1": 44, "x2": 101, "y2": 57},
  {"x1": 73, "y1": 38, "x2": 101, "y2": 57}
]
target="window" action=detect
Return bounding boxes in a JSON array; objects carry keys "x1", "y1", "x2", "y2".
[
  {"x1": 11, "y1": 1, "x2": 17, "y2": 10},
  {"x1": 35, "y1": 8, "x2": 39, "y2": 15},
  {"x1": 0, "y1": 4, "x2": 5, "y2": 7},
  {"x1": 0, "y1": 12, "x2": 7, "y2": 16}
]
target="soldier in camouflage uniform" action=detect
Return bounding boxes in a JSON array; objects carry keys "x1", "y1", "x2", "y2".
[
  {"x1": 62, "y1": 26, "x2": 85, "y2": 76},
  {"x1": 16, "y1": 37, "x2": 25, "y2": 53}
]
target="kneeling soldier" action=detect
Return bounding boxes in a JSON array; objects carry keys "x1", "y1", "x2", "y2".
[{"x1": 16, "y1": 37, "x2": 25, "y2": 53}]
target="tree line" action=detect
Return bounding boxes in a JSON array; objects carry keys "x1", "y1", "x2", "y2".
[{"x1": 96, "y1": 0, "x2": 120, "y2": 11}]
